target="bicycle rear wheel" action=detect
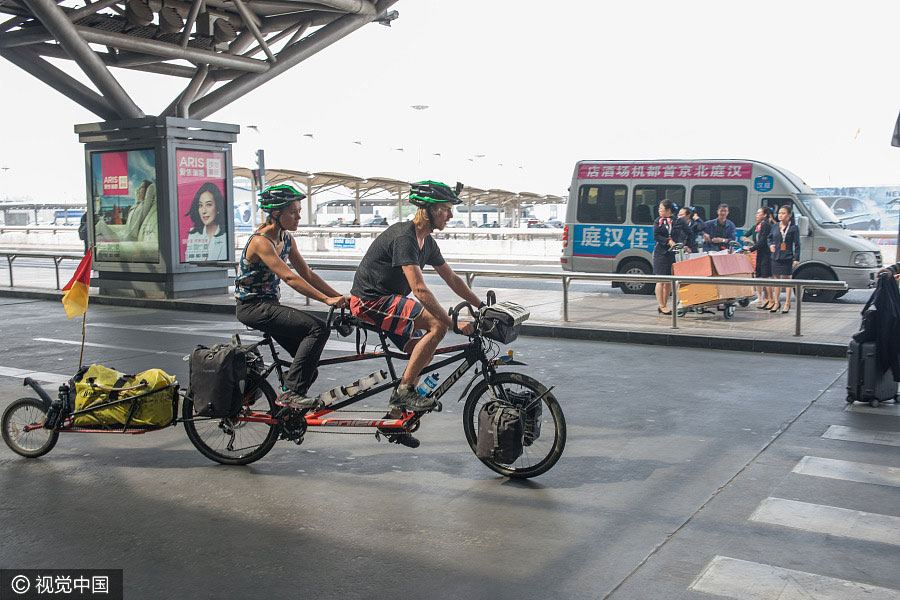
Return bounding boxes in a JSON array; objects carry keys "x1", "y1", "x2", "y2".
[
  {"x1": 183, "y1": 379, "x2": 280, "y2": 465},
  {"x1": 2, "y1": 398, "x2": 58, "y2": 458},
  {"x1": 463, "y1": 372, "x2": 566, "y2": 479}
]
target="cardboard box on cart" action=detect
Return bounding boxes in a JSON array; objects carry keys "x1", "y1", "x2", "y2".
[{"x1": 673, "y1": 253, "x2": 755, "y2": 306}]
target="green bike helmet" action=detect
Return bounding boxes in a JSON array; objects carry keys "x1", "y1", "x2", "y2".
[
  {"x1": 409, "y1": 180, "x2": 463, "y2": 208},
  {"x1": 259, "y1": 184, "x2": 306, "y2": 210}
]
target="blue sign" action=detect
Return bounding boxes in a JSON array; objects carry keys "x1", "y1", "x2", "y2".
[
  {"x1": 333, "y1": 238, "x2": 356, "y2": 250},
  {"x1": 754, "y1": 175, "x2": 773, "y2": 192},
  {"x1": 572, "y1": 224, "x2": 655, "y2": 257}
]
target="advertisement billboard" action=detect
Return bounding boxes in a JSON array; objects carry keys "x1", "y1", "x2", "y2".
[
  {"x1": 176, "y1": 149, "x2": 228, "y2": 263},
  {"x1": 90, "y1": 149, "x2": 158, "y2": 263}
]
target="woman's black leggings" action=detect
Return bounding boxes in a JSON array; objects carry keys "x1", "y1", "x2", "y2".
[{"x1": 236, "y1": 298, "x2": 329, "y2": 395}]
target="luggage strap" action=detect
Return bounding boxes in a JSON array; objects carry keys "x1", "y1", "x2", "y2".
[{"x1": 91, "y1": 379, "x2": 147, "y2": 394}]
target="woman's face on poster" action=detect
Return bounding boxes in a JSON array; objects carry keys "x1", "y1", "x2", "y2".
[{"x1": 198, "y1": 191, "x2": 217, "y2": 226}]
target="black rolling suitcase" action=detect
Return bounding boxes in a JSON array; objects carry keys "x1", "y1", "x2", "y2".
[{"x1": 846, "y1": 339, "x2": 898, "y2": 407}]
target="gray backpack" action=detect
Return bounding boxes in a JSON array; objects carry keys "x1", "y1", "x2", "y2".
[{"x1": 475, "y1": 401, "x2": 525, "y2": 464}]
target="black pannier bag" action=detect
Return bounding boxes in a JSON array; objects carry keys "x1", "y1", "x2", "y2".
[
  {"x1": 475, "y1": 401, "x2": 525, "y2": 464},
  {"x1": 480, "y1": 301, "x2": 530, "y2": 344},
  {"x1": 188, "y1": 344, "x2": 263, "y2": 418},
  {"x1": 507, "y1": 389, "x2": 542, "y2": 446}
]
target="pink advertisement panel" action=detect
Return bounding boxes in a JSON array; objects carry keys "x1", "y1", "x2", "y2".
[
  {"x1": 101, "y1": 151, "x2": 130, "y2": 195},
  {"x1": 578, "y1": 163, "x2": 753, "y2": 180},
  {"x1": 176, "y1": 149, "x2": 228, "y2": 263}
]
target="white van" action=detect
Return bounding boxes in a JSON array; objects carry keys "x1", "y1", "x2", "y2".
[{"x1": 560, "y1": 160, "x2": 882, "y2": 301}]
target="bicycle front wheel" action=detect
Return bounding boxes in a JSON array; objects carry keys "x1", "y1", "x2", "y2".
[
  {"x1": 463, "y1": 372, "x2": 566, "y2": 479},
  {"x1": 183, "y1": 379, "x2": 280, "y2": 465},
  {"x1": 2, "y1": 398, "x2": 58, "y2": 458}
]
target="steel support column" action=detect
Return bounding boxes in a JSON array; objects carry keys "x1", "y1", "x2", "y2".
[
  {"x1": 176, "y1": 64, "x2": 208, "y2": 118},
  {"x1": 21, "y1": 0, "x2": 143, "y2": 118}
]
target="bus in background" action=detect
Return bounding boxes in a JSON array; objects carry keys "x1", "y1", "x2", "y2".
[{"x1": 560, "y1": 160, "x2": 882, "y2": 302}]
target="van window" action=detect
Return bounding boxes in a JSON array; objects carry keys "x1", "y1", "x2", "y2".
[
  {"x1": 577, "y1": 184, "x2": 627, "y2": 224},
  {"x1": 690, "y1": 186, "x2": 748, "y2": 227},
  {"x1": 762, "y1": 197, "x2": 792, "y2": 215},
  {"x1": 632, "y1": 185, "x2": 686, "y2": 224}
]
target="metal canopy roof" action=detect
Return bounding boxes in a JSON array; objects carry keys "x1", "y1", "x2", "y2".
[
  {"x1": 0, "y1": 0, "x2": 399, "y2": 120},
  {"x1": 234, "y1": 167, "x2": 563, "y2": 208}
]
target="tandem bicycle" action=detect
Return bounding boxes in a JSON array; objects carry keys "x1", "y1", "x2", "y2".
[{"x1": 182, "y1": 293, "x2": 567, "y2": 479}]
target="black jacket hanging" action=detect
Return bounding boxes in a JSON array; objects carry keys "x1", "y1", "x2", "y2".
[{"x1": 853, "y1": 274, "x2": 900, "y2": 380}]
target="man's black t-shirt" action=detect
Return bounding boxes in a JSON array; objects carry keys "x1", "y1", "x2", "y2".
[{"x1": 351, "y1": 221, "x2": 445, "y2": 300}]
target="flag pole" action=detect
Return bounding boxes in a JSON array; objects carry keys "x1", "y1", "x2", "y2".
[
  {"x1": 77, "y1": 244, "x2": 92, "y2": 369},
  {"x1": 78, "y1": 310, "x2": 86, "y2": 369}
]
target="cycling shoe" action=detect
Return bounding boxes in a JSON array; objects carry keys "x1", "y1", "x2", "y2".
[{"x1": 377, "y1": 428, "x2": 420, "y2": 448}]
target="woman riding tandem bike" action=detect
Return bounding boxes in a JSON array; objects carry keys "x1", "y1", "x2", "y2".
[{"x1": 235, "y1": 184, "x2": 349, "y2": 409}]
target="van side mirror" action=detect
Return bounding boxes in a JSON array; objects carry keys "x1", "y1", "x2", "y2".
[{"x1": 796, "y1": 215, "x2": 810, "y2": 236}]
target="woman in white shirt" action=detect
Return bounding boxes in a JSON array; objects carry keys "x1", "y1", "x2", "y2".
[{"x1": 184, "y1": 182, "x2": 228, "y2": 261}]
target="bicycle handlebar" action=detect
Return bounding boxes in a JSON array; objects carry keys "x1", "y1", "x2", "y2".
[{"x1": 449, "y1": 301, "x2": 475, "y2": 335}]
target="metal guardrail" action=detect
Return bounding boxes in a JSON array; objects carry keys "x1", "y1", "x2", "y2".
[
  {"x1": 0, "y1": 250, "x2": 84, "y2": 289},
  {"x1": 0, "y1": 226, "x2": 81, "y2": 235},
  {"x1": 297, "y1": 262, "x2": 848, "y2": 337},
  {"x1": 0, "y1": 224, "x2": 562, "y2": 241},
  {"x1": 855, "y1": 231, "x2": 898, "y2": 239},
  {"x1": 0, "y1": 251, "x2": 850, "y2": 337}
]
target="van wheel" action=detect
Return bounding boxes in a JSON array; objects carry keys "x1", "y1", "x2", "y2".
[
  {"x1": 796, "y1": 265, "x2": 837, "y2": 303},
  {"x1": 617, "y1": 259, "x2": 654, "y2": 295}
]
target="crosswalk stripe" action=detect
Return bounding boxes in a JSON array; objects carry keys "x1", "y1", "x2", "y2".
[
  {"x1": 793, "y1": 456, "x2": 900, "y2": 488},
  {"x1": 0, "y1": 366, "x2": 69, "y2": 385},
  {"x1": 691, "y1": 556, "x2": 900, "y2": 600},
  {"x1": 823, "y1": 425, "x2": 900, "y2": 447},
  {"x1": 750, "y1": 497, "x2": 900, "y2": 546},
  {"x1": 845, "y1": 402, "x2": 900, "y2": 416}
]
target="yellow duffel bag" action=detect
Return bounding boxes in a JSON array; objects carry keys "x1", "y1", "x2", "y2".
[{"x1": 73, "y1": 365, "x2": 176, "y2": 427}]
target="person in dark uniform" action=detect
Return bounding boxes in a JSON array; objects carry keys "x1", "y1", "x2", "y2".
[
  {"x1": 768, "y1": 204, "x2": 801, "y2": 313},
  {"x1": 745, "y1": 206, "x2": 776, "y2": 309},
  {"x1": 677, "y1": 206, "x2": 702, "y2": 253},
  {"x1": 653, "y1": 199, "x2": 681, "y2": 314},
  {"x1": 78, "y1": 212, "x2": 89, "y2": 253}
]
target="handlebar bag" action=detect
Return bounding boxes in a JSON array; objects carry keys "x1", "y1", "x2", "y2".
[
  {"x1": 188, "y1": 344, "x2": 262, "y2": 418},
  {"x1": 475, "y1": 400, "x2": 525, "y2": 464},
  {"x1": 481, "y1": 301, "x2": 530, "y2": 344},
  {"x1": 73, "y1": 365, "x2": 176, "y2": 427}
]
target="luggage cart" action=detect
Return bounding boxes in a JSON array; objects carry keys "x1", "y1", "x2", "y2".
[{"x1": 673, "y1": 242, "x2": 753, "y2": 320}]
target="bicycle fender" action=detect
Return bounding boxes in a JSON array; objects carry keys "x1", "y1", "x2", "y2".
[
  {"x1": 23, "y1": 377, "x2": 53, "y2": 410},
  {"x1": 457, "y1": 373, "x2": 481, "y2": 403}
]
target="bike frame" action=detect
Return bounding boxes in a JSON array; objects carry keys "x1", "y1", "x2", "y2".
[{"x1": 241, "y1": 326, "x2": 497, "y2": 431}]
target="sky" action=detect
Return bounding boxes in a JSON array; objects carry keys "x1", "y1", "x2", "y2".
[{"x1": 1, "y1": 0, "x2": 899, "y2": 204}]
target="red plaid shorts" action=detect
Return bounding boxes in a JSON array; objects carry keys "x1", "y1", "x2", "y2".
[{"x1": 350, "y1": 294, "x2": 425, "y2": 350}]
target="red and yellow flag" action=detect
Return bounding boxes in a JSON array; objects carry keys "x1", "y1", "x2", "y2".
[{"x1": 61, "y1": 251, "x2": 92, "y2": 319}]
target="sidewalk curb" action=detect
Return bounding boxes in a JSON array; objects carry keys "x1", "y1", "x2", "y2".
[{"x1": 0, "y1": 287, "x2": 847, "y2": 358}]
